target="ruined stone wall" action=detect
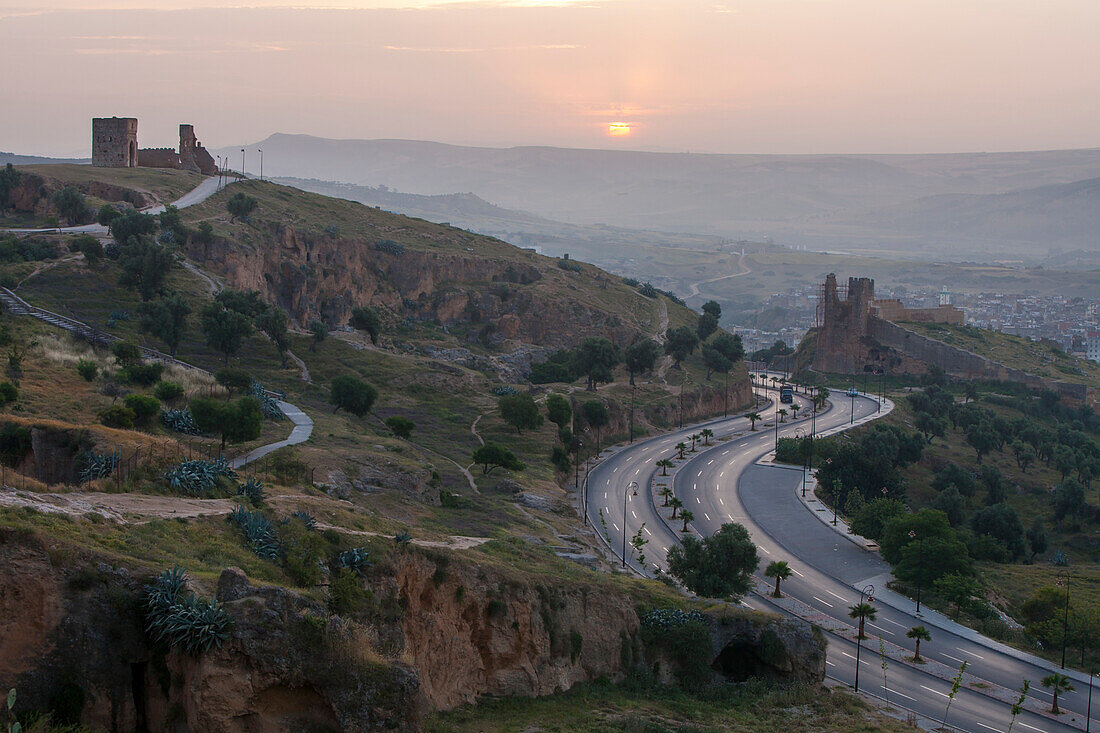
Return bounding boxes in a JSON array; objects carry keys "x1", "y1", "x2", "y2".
[
  {"x1": 870, "y1": 319, "x2": 1092, "y2": 405},
  {"x1": 91, "y1": 117, "x2": 137, "y2": 168},
  {"x1": 137, "y1": 147, "x2": 181, "y2": 169},
  {"x1": 811, "y1": 274, "x2": 875, "y2": 374},
  {"x1": 179, "y1": 123, "x2": 218, "y2": 175},
  {"x1": 872, "y1": 299, "x2": 964, "y2": 325}
]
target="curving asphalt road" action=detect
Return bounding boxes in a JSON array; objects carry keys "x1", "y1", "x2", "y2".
[{"x1": 587, "y1": 385, "x2": 1095, "y2": 732}]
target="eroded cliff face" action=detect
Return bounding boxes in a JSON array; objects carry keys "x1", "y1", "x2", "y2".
[
  {"x1": 2, "y1": 531, "x2": 826, "y2": 731},
  {"x1": 182, "y1": 223, "x2": 638, "y2": 349},
  {"x1": 391, "y1": 551, "x2": 638, "y2": 709}
]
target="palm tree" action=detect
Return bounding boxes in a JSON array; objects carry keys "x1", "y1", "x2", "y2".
[
  {"x1": 669, "y1": 497, "x2": 683, "y2": 519},
  {"x1": 747, "y1": 412, "x2": 762, "y2": 430},
  {"x1": 679, "y1": 509, "x2": 694, "y2": 532},
  {"x1": 906, "y1": 626, "x2": 931, "y2": 662},
  {"x1": 849, "y1": 602, "x2": 877, "y2": 640},
  {"x1": 676, "y1": 442, "x2": 687, "y2": 459},
  {"x1": 778, "y1": 408, "x2": 788, "y2": 423},
  {"x1": 658, "y1": 486, "x2": 673, "y2": 506},
  {"x1": 765, "y1": 560, "x2": 792, "y2": 598},
  {"x1": 656, "y1": 458, "x2": 673, "y2": 476},
  {"x1": 700, "y1": 428, "x2": 714, "y2": 445},
  {"x1": 1041, "y1": 673, "x2": 1075, "y2": 714},
  {"x1": 791, "y1": 404, "x2": 801, "y2": 419},
  {"x1": 690, "y1": 433, "x2": 699, "y2": 452}
]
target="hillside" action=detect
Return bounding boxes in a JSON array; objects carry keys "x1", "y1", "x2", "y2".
[
  {"x1": 215, "y1": 134, "x2": 1100, "y2": 263},
  {"x1": 0, "y1": 167, "x2": 810, "y2": 730}
]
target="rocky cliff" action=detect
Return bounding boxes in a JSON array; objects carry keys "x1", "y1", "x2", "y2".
[
  {"x1": 2, "y1": 532, "x2": 826, "y2": 731},
  {"x1": 182, "y1": 222, "x2": 641, "y2": 350}
]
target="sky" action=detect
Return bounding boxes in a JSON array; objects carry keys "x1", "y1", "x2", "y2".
[{"x1": 3, "y1": 0, "x2": 1099, "y2": 157}]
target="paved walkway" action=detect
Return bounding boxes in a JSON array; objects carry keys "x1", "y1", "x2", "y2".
[{"x1": 229, "y1": 401, "x2": 314, "y2": 468}]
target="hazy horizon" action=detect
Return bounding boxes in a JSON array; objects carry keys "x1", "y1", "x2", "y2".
[{"x1": 4, "y1": 0, "x2": 1099, "y2": 158}]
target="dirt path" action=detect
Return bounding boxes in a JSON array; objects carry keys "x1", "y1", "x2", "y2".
[
  {"x1": 16, "y1": 253, "x2": 83, "y2": 288},
  {"x1": 313, "y1": 522, "x2": 490, "y2": 550},
  {"x1": 181, "y1": 260, "x2": 223, "y2": 297},
  {"x1": 685, "y1": 251, "x2": 751, "y2": 300}
]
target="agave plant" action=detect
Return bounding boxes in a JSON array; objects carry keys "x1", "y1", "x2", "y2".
[
  {"x1": 237, "y1": 476, "x2": 265, "y2": 504},
  {"x1": 227, "y1": 506, "x2": 282, "y2": 560},
  {"x1": 164, "y1": 457, "x2": 237, "y2": 497},
  {"x1": 394, "y1": 531, "x2": 412, "y2": 546},
  {"x1": 143, "y1": 566, "x2": 231, "y2": 656},
  {"x1": 335, "y1": 547, "x2": 372, "y2": 575},
  {"x1": 291, "y1": 510, "x2": 317, "y2": 529},
  {"x1": 77, "y1": 449, "x2": 119, "y2": 484},
  {"x1": 249, "y1": 380, "x2": 284, "y2": 420},
  {"x1": 160, "y1": 407, "x2": 202, "y2": 435}
]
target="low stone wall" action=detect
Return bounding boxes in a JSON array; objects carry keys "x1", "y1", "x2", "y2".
[{"x1": 870, "y1": 318, "x2": 1092, "y2": 405}]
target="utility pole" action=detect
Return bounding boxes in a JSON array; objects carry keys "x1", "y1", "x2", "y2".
[
  {"x1": 258, "y1": 148, "x2": 264, "y2": 181},
  {"x1": 240, "y1": 148, "x2": 246, "y2": 178},
  {"x1": 622, "y1": 481, "x2": 638, "y2": 568}
]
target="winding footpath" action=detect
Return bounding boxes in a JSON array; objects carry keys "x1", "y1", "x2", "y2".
[{"x1": 587, "y1": 387, "x2": 1093, "y2": 732}]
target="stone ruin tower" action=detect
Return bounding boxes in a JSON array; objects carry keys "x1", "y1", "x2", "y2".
[
  {"x1": 178, "y1": 124, "x2": 217, "y2": 175},
  {"x1": 812, "y1": 273, "x2": 876, "y2": 374},
  {"x1": 92, "y1": 117, "x2": 138, "y2": 167}
]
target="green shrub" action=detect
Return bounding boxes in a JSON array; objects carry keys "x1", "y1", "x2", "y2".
[
  {"x1": 123, "y1": 393, "x2": 161, "y2": 426},
  {"x1": 0, "y1": 381, "x2": 17, "y2": 407},
  {"x1": 0, "y1": 421, "x2": 31, "y2": 467},
  {"x1": 328, "y1": 568, "x2": 368, "y2": 615},
  {"x1": 154, "y1": 381, "x2": 185, "y2": 402},
  {"x1": 76, "y1": 359, "x2": 99, "y2": 382},
  {"x1": 99, "y1": 404, "x2": 136, "y2": 429},
  {"x1": 122, "y1": 362, "x2": 164, "y2": 387},
  {"x1": 385, "y1": 415, "x2": 415, "y2": 439},
  {"x1": 111, "y1": 340, "x2": 143, "y2": 366}
]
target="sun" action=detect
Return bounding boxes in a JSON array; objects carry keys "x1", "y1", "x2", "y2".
[{"x1": 607, "y1": 122, "x2": 632, "y2": 137}]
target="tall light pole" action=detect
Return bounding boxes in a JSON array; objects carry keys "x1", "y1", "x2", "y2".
[
  {"x1": 1057, "y1": 574, "x2": 1070, "y2": 669},
  {"x1": 258, "y1": 148, "x2": 264, "y2": 181},
  {"x1": 622, "y1": 481, "x2": 638, "y2": 568},
  {"x1": 848, "y1": 387, "x2": 857, "y2": 424},
  {"x1": 1087, "y1": 667, "x2": 1095, "y2": 733},
  {"x1": 629, "y1": 382, "x2": 635, "y2": 444},
  {"x1": 240, "y1": 148, "x2": 246, "y2": 177},
  {"x1": 573, "y1": 437, "x2": 584, "y2": 524},
  {"x1": 910, "y1": 529, "x2": 925, "y2": 614},
  {"x1": 854, "y1": 583, "x2": 875, "y2": 693}
]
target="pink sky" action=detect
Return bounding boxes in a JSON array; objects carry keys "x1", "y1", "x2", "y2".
[{"x1": 3, "y1": 0, "x2": 1099, "y2": 157}]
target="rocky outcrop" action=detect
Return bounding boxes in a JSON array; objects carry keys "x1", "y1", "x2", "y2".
[
  {"x1": 2, "y1": 531, "x2": 828, "y2": 730},
  {"x1": 3, "y1": 173, "x2": 157, "y2": 219},
  {"x1": 181, "y1": 222, "x2": 640, "y2": 350}
]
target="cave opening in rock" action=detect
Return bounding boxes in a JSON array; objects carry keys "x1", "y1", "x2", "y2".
[{"x1": 711, "y1": 641, "x2": 761, "y2": 682}]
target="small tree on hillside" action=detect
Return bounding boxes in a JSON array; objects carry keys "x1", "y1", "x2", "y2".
[
  {"x1": 664, "y1": 326, "x2": 699, "y2": 368},
  {"x1": 51, "y1": 186, "x2": 86, "y2": 226},
  {"x1": 696, "y1": 312, "x2": 718, "y2": 340},
  {"x1": 574, "y1": 337, "x2": 621, "y2": 391},
  {"x1": 138, "y1": 293, "x2": 190, "y2": 356},
  {"x1": 329, "y1": 375, "x2": 377, "y2": 417},
  {"x1": 623, "y1": 338, "x2": 660, "y2": 385},
  {"x1": 385, "y1": 415, "x2": 415, "y2": 439},
  {"x1": 226, "y1": 192, "x2": 257, "y2": 221},
  {"x1": 118, "y1": 235, "x2": 173, "y2": 301},
  {"x1": 472, "y1": 443, "x2": 525, "y2": 475},
  {"x1": 255, "y1": 305, "x2": 290, "y2": 367},
  {"x1": 190, "y1": 395, "x2": 263, "y2": 449},
  {"x1": 545, "y1": 393, "x2": 572, "y2": 434},
  {"x1": 215, "y1": 367, "x2": 252, "y2": 397},
  {"x1": 309, "y1": 320, "x2": 327, "y2": 351},
  {"x1": 201, "y1": 303, "x2": 253, "y2": 364},
  {"x1": 110, "y1": 211, "x2": 158, "y2": 246},
  {"x1": 349, "y1": 306, "x2": 382, "y2": 345},
  {"x1": 499, "y1": 392, "x2": 543, "y2": 434}
]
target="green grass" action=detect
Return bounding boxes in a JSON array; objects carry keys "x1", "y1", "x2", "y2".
[
  {"x1": 900, "y1": 321, "x2": 1100, "y2": 386},
  {"x1": 16, "y1": 164, "x2": 204, "y2": 206},
  {"x1": 426, "y1": 677, "x2": 911, "y2": 732}
]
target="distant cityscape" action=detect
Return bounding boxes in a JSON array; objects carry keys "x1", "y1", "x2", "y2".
[{"x1": 735, "y1": 285, "x2": 1100, "y2": 364}]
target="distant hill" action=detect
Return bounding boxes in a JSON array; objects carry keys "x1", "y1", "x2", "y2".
[
  {"x1": 0, "y1": 152, "x2": 88, "y2": 166},
  {"x1": 219, "y1": 136, "x2": 1100, "y2": 264}
]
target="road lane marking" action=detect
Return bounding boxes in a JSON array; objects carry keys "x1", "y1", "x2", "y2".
[
  {"x1": 693, "y1": 483, "x2": 697, "y2": 490},
  {"x1": 759, "y1": 546, "x2": 770, "y2": 554},
  {"x1": 719, "y1": 498, "x2": 725, "y2": 505},
  {"x1": 812, "y1": 596, "x2": 833, "y2": 608},
  {"x1": 791, "y1": 569, "x2": 804, "y2": 577},
  {"x1": 707, "y1": 459, "x2": 714, "y2": 465},
  {"x1": 826, "y1": 590, "x2": 846, "y2": 601},
  {"x1": 631, "y1": 510, "x2": 637, "y2": 518},
  {"x1": 958, "y1": 649, "x2": 985, "y2": 660},
  {"x1": 840, "y1": 652, "x2": 867, "y2": 665},
  {"x1": 1017, "y1": 724, "x2": 1045, "y2": 732},
  {"x1": 613, "y1": 466, "x2": 618, "y2": 472},
  {"x1": 643, "y1": 527, "x2": 653, "y2": 536},
  {"x1": 719, "y1": 471, "x2": 726, "y2": 477},
  {"x1": 883, "y1": 619, "x2": 906, "y2": 629},
  {"x1": 604, "y1": 492, "x2": 607, "y2": 499},
  {"x1": 867, "y1": 623, "x2": 893, "y2": 636},
  {"x1": 826, "y1": 660, "x2": 836, "y2": 667},
  {"x1": 975, "y1": 723, "x2": 1001, "y2": 733},
  {"x1": 727, "y1": 514, "x2": 735, "y2": 521},
  {"x1": 941, "y1": 652, "x2": 966, "y2": 664},
  {"x1": 696, "y1": 497, "x2": 701, "y2": 503},
  {"x1": 612, "y1": 523, "x2": 620, "y2": 531},
  {"x1": 919, "y1": 685, "x2": 949, "y2": 699},
  {"x1": 888, "y1": 690, "x2": 916, "y2": 702},
  {"x1": 704, "y1": 512, "x2": 711, "y2": 520},
  {"x1": 606, "y1": 479, "x2": 610, "y2": 485}
]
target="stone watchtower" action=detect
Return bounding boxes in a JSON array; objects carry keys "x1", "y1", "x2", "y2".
[{"x1": 92, "y1": 117, "x2": 138, "y2": 167}]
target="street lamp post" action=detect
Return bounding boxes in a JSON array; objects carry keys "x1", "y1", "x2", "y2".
[
  {"x1": 910, "y1": 530, "x2": 925, "y2": 614},
  {"x1": 1057, "y1": 574, "x2": 1070, "y2": 669},
  {"x1": 1087, "y1": 667, "x2": 1095, "y2": 733},
  {"x1": 774, "y1": 406, "x2": 780, "y2": 452},
  {"x1": 847, "y1": 387, "x2": 857, "y2": 424},
  {"x1": 795, "y1": 429, "x2": 806, "y2": 497},
  {"x1": 573, "y1": 437, "x2": 584, "y2": 524},
  {"x1": 258, "y1": 148, "x2": 264, "y2": 181},
  {"x1": 854, "y1": 583, "x2": 875, "y2": 693},
  {"x1": 629, "y1": 382, "x2": 635, "y2": 444},
  {"x1": 622, "y1": 481, "x2": 639, "y2": 568},
  {"x1": 240, "y1": 148, "x2": 246, "y2": 177}
]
